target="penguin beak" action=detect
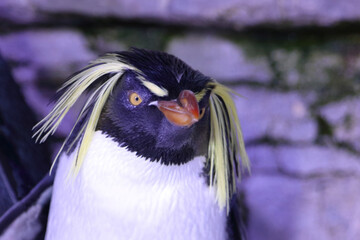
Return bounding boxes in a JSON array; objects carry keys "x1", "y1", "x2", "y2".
[{"x1": 150, "y1": 90, "x2": 200, "y2": 127}]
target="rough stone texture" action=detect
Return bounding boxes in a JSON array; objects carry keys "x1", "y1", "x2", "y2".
[
  {"x1": 167, "y1": 34, "x2": 272, "y2": 83},
  {"x1": 270, "y1": 49, "x2": 344, "y2": 86},
  {"x1": 0, "y1": 0, "x2": 38, "y2": 23},
  {"x1": 276, "y1": 146, "x2": 360, "y2": 177},
  {"x1": 244, "y1": 145, "x2": 360, "y2": 240},
  {"x1": 0, "y1": 29, "x2": 95, "y2": 84},
  {"x1": 233, "y1": 87, "x2": 317, "y2": 142},
  {"x1": 246, "y1": 145, "x2": 360, "y2": 177},
  {"x1": 244, "y1": 175, "x2": 304, "y2": 240},
  {"x1": 245, "y1": 145, "x2": 279, "y2": 173},
  {"x1": 320, "y1": 97, "x2": 360, "y2": 152},
  {"x1": 169, "y1": 0, "x2": 360, "y2": 26},
  {"x1": 245, "y1": 175, "x2": 360, "y2": 240},
  {"x1": 32, "y1": 0, "x2": 169, "y2": 19},
  {"x1": 18, "y1": 0, "x2": 360, "y2": 28}
]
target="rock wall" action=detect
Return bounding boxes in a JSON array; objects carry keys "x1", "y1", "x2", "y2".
[{"x1": 1, "y1": 1, "x2": 360, "y2": 239}]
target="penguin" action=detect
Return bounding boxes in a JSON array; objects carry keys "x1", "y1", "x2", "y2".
[{"x1": 33, "y1": 48, "x2": 250, "y2": 240}]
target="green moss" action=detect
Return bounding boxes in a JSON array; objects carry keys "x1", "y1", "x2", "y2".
[
  {"x1": 343, "y1": 113, "x2": 354, "y2": 131},
  {"x1": 114, "y1": 27, "x2": 181, "y2": 51},
  {"x1": 223, "y1": 31, "x2": 360, "y2": 104},
  {"x1": 82, "y1": 25, "x2": 184, "y2": 52},
  {"x1": 316, "y1": 115, "x2": 333, "y2": 138},
  {"x1": 223, "y1": 30, "x2": 329, "y2": 59}
]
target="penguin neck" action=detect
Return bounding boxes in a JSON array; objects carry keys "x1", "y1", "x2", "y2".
[{"x1": 46, "y1": 131, "x2": 227, "y2": 240}]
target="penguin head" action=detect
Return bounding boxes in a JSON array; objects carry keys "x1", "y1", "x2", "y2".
[
  {"x1": 98, "y1": 49, "x2": 212, "y2": 165},
  {"x1": 33, "y1": 48, "x2": 249, "y2": 211}
]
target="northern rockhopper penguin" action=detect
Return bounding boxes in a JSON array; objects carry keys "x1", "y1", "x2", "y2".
[{"x1": 33, "y1": 48, "x2": 250, "y2": 240}]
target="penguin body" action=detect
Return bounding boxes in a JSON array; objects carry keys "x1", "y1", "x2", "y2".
[
  {"x1": 32, "y1": 48, "x2": 249, "y2": 240},
  {"x1": 46, "y1": 131, "x2": 226, "y2": 240}
]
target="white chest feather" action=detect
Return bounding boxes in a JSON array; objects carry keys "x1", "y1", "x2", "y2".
[{"x1": 46, "y1": 131, "x2": 226, "y2": 240}]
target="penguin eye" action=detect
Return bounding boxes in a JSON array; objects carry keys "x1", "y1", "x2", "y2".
[
  {"x1": 199, "y1": 107, "x2": 205, "y2": 119},
  {"x1": 129, "y1": 92, "x2": 143, "y2": 106}
]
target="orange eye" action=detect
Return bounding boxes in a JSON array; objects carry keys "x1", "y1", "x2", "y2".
[
  {"x1": 129, "y1": 92, "x2": 143, "y2": 106},
  {"x1": 199, "y1": 107, "x2": 205, "y2": 119}
]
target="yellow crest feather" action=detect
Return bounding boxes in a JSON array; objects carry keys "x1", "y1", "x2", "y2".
[
  {"x1": 33, "y1": 54, "x2": 141, "y2": 176},
  {"x1": 208, "y1": 81, "x2": 250, "y2": 213}
]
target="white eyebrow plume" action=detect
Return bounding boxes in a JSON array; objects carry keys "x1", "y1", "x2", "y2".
[{"x1": 139, "y1": 79, "x2": 168, "y2": 97}]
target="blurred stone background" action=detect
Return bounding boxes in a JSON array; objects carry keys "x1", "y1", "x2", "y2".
[{"x1": 1, "y1": 0, "x2": 360, "y2": 239}]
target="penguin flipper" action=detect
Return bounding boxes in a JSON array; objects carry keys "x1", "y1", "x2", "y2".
[
  {"x1": 227, "y1": 193, "x2": 248, "y2": 240},
  {"x1": 0, "y1": 52, "x2": 51, "y2": 211},
  {"x1": 0, "y1": 175, "x2": 53, "y2": 240}
]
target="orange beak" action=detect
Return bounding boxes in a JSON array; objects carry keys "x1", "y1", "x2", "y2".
[{"x1": 151, "y1": 90, "x2": 200, "y2": 127}]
